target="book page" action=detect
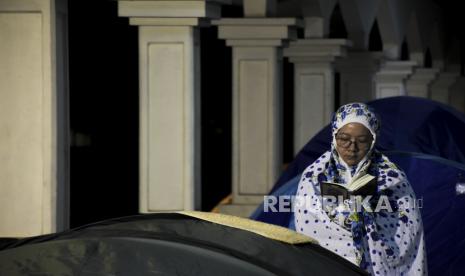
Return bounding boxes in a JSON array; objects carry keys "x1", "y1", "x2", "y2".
[{"x1": 347, "y1": 174, "x2": 375, "y2": 191}]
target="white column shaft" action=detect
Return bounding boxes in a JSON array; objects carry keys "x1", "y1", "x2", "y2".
[
  {"x1": 449, "y1": 77, "x2": 465, "y2": 113},
  {"x1": 340, "y1": 73, "x2": 375, "y2": 104},
  {"x1": 405, "y1": 68, "x2": 439, "y2": 98},
  {"x1": 375, "y1": 81, "x2": 406, "y2": 98},
  {"x1": 232, "y1": 47, "x2": 282, "y2": 204},
  {"x1": 430, "y1": 72, "x2": 459, "y2": 104},
  {"x1": 212, "y1": 17, "x2": 298, "y2": 213},
  {"x1": 284, "y1": 39, "x2": 350, "y2": 154},
  {"x1": 336, "y1": 52, "x2": 381, "y2": 105},
  {"x1": 375, "y1": 61, "x2": 416, "y2": 99},
  {"x1": 0, "y1": 0, "x2": 68, "y2": 237},
  {"x1": 139, "y1": 26, "x2": 200, "y2": 212},
  {"x1": 293, "y1": 62, "x2": 334, "y2": 154}
]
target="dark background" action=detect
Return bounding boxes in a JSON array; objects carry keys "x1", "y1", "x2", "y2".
[
  {"x1": 68, "y1": 1, "x2": 244, "y2": 227},
  {"x1": 68, "y1": 0, "x2": 140, "y2": 227}
]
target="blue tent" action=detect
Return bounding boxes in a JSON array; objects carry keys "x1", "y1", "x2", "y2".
[
  {"x1": 251, "y1": 152, "x2": 465, "y2": 276},
  {"x1": 272, "y1": 96, "x2": 465, "y2": 193},
  {"x1": 251, "y1": 97, "x2": 465, "y2": 275}
]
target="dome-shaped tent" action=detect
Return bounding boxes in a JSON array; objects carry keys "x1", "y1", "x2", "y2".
[
  {"x1": 251, "y1": 96, "x2": 465, "y2": 276},
  {"x1": 273, "y1": 96, "x2": 465, "y2": 193},
  {"x1": 0, "y1": 212, "x2": 368, "y2": 276}
]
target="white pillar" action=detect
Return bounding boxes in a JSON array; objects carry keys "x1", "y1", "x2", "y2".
[
  {"x1": 118, "y1": 0, "x2": 226, "y2": 213},
  {"x1": 0, "y1": 0, "x2": 69, "y2": 237},
  {"x1": 449, "y1": 77, "x2": 465, "y2": 114},
  {"x1": 430, "y1": 71, "x2": 459, "y2": 104},
  {"x1": 405, "y1": 68, "x2": 439, "y2": 98},
  {"x1": 336, "y1": 51, "x2": 382, "y2": 105},
  {"x1": 374, "y1": 61, "x2": 416, "y2": 99},
  {"x1": 213, "y1": 18, "x2": 299, "y2": 216},
  {"x1": 284, "y1": 39, "x2": 350, "y2": 155}
]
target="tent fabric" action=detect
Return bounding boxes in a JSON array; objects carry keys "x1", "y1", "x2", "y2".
[
  {"x1": 273, "y1": 96, "x2": 465, "y2": 193},
  {"x1": 0, "y1": 213, "x2": 368, "y2": 276},
  {"x1": 178, "y1": 210, "x2": 315, "y2": 244},
  {"x1": 251, "y1": 152, "x2": 465, "y2": 276}
]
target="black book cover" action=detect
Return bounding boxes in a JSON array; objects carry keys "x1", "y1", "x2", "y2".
[{"x1": 320, "y1": 178, "x2": 377, "y2": 200}]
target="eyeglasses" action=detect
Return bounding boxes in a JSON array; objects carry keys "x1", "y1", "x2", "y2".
[{"x1": 335, "y1": 135, "x2": 372, "y2": 149}]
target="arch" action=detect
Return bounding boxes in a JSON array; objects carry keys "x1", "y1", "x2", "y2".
[
  {"x1": 368, "y1": 20, "x2": 383, "y2": 51},
  {"x1": 445, "y1": 37, "x2": 461, "y2": 72},
  {"x1": 299, "y1": 0, "x2": 337, "y2": 38},
  {"x1": 276, "y1": 0, "x2": 302, "y2": 17},
  {"x1": 376, "y1": 0, "x2": 413, "y2": 59},
  {"x1": 414, "y1": 1, "x2": 437, "y2": 59},
  {"x1": 424, "y1": 48, "x2": 432, "y2": 68},
  {"x1": 338, "y1": 0, "x2": 380, "y2": 49},
  {"x1": 400, "y1": 37, "x2": 410, "y2": 61},
  {"x1": 406, "y1": 11, "x2": 424, "y2": 64},
  {"x1": 429, "y1": 22, "x2": 445, "y2": 69},
  {"x1": 328, "y1": 3, "x2": 348, "y2": 39}
]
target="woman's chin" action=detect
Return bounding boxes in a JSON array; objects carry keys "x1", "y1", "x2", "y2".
[{"x1": 344, "y1": 158, "x2": 360, "y2": 166}]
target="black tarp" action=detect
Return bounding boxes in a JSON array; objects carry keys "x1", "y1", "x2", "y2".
[{"x1": 0, "y1": 213, "x2": 368, "y2": 276}]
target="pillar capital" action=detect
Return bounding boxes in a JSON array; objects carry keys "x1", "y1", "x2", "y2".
[
  {"x1": 408, "y1": 67, "x2": 440, "y2": 81},
  {"x1": 284, "y1": 39, "x2": 351, "y2": 63},
  {"x1": 405, "y1": 67, "x2": 440, "y2": 98},
  {"x1": 336, "y1": 51, "x2": 382, "y2": 73},
  {"x1": 128, "y1": 17, "x2": 211, "y2": 27},
  {"x1": 430, "y1": 71, "x2": 460, "y2": 104},
  {"x1": 336, "y1": 51, "x2": 383, "y2": 105},
  {"x1": 375, "y1": 60, "x2": 417, "y2": 82},
  {"x1": 431, "y1": 71, "x2": 460, "y2": 89},
  {"x1": 118, "y1": 0, "x2": 231, "y2": 25},
  {"x1": 212, "y1": 18, "x2": 302, "y2": 47},
  {"x1": 374, "y1": 60, "x2": 417, "y2": 98}
]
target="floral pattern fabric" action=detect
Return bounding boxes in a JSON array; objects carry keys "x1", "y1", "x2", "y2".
[{"x1": 293, "y1": 103, "x2": 427, "y2": 275}]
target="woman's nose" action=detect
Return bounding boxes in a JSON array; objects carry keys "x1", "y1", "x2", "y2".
[{"x1": 348, "y1": 140, "x2": 359, "y2": 151}]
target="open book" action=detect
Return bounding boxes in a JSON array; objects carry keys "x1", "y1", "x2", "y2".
[{"x1": 319, "y1": 174, "x2": 377, "y2": 199}]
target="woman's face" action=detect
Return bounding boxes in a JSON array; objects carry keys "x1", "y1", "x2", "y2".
[{"x1": 335, "y1": 123, "x2": 373, "y2": 166}]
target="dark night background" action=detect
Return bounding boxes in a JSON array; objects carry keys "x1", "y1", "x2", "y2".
[{"x1": 68, "y1": 0, "x2": 464, "y2": 228}]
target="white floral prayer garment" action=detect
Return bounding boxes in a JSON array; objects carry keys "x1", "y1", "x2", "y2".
[{"x1": 294, "y1": 103, "x2": 428, "y2": 275}]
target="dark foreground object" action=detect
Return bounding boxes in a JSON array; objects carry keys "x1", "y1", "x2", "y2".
[{"x1": 0, "y1": 213, "x2": 368, "y2": 276}]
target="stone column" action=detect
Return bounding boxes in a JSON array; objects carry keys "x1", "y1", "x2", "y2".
[
  {"x1": 405, "y1": 68, "x2": 439, "y2": 98},
  {"x1": 374, "y1": 61, "x2": 416, "y2": 99},
  {"x1": 336, "y1": 52, "x2": 382, "y2": 105},
  {"x1": 430, "y1": 70, "x2": 459, "y2": 104},
  {"x1": 118, "y1": 0, "x2": 227, "y2": 213},
  {"x1": 284, "y1": 39, "x2": 350, "y2": 155},
  {"x1": 212, "y1": 18, "x2": 299, "y2": 216},
  {"x1": 449, "y1": 77, "x2": 465, "y2": 114},
  {"x1": 0, "y1": 0, "x2": 69, "y2": 236}
]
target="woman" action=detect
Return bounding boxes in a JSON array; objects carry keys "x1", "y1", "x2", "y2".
[{"x1": 294, "y1": 103, "x2": 427, "y2": 275}]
